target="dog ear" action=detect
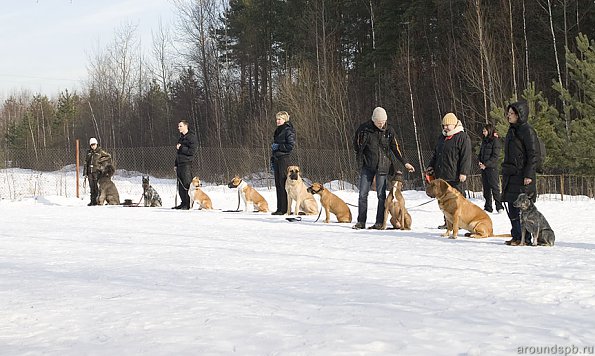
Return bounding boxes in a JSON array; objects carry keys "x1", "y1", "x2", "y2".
[{"x1": 527, "y1": 191, "x2": 535, "y2": 200}]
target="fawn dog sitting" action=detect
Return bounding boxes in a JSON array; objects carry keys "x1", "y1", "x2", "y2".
[
  {"x1": 307, "y1": 182, "x2": 351, "y2": 223},
  {"x1": 227, "y1": 175, "x2": 269, "y2": 212},
  {"x1": 382, "y1": 173, "x2": 411, "y2": 230},
  {"x1": 190, "y1": 176, "x2": 213, "y2": 210}
]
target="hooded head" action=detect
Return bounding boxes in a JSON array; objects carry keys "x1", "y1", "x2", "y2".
[
  {"x1": 89, "y1": 137, "x2": 98, "y2": 146},
  {"x1": 507, "y1": 101, "x2": 529, "y2": 125}
]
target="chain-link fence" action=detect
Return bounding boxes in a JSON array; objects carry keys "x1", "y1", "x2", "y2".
[{"x1": 1, "y1": 146, "x2": 594, "y2": 200}]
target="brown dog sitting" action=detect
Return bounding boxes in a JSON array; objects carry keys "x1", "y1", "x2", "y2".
[
  {"x1": 307, "y1": 182, "x2": 352, "y2": 223},
  {"x1": 227, "y1": 175, "x2": 269, "y2": 212},
  {"x1": 382, "y1": 174, "x2": 411, "y2": 230},
  {"x1": 425, "y1": 179, "x2": 508, "y2": 239},
  {"x1": 190, "y1": 176, "x2": 213, "y2": 210},
  {"x1": 285, "y1": 165, "x2": 318, "y2": 215}
]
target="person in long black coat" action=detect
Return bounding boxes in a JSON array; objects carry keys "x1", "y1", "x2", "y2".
[
  {"x1": 173, "y1": 120, "x2": 198, "y2": 210},
  {"x1": 501, "y1": 101, "x2": 538, "y2": 246},
  {"x1": 270, "y1": 111, "x2": 296, "y2": 215},
  {"x1": 478, "y1": 123, "x2": 504, "y2": 213},
  {"x1": 352, "y1": 107, "x2": 415, "y2": 230}
]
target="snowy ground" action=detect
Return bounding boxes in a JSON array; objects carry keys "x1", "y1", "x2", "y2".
[{"x1": 1, "y1": 168, "x2": 594, "y2": 355}]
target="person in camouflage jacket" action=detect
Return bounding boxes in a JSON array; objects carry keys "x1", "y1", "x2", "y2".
[{"x1": 83, "y1": 137, "x2": 112, "y2": 206}]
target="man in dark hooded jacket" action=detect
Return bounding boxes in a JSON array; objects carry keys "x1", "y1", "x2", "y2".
[
  {"x1": 501, "y1": 100, "x2": 538, "y2": 245},
  {"x1": 173, "y1": 120, "x2": 198, "y2": 210},
  {"x1": 352, "y1": 107, "x2": 415, "y2": 230}
]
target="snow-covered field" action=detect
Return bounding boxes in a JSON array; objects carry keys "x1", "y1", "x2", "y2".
[{"x1": 1, "y1": 168, "x2": 594, "y2": 355}]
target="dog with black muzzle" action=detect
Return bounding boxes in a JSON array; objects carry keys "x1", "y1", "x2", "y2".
[
  {"x1": 307, "y1": 182, "x2": 351, "y2": 223},
  {"x1": 227, "y1": 175, "x2": 269, "y2": 212},
  {"x1": 285, "y1": 165, "x2": 318, "y2": 215},
  {"x1": 142, "y1": 176, "x2": 162, "y2": 207},
  {"x1": 382, "y1": 172, "x2": 411, "y2": 230},
  {"x1": 513, "y1": 193, "x2": 555, "y2": 246},
  {"x1": 97, "y1": 164, "x2": 120, "y2": 205}
]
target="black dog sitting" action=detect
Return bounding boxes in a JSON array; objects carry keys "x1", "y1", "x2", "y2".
[{"x1": 513, "y1": 193, "x2": 555, "y2": 246}]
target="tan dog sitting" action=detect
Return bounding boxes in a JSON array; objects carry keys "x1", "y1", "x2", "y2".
[
  {"x1": 190, "y1": 176, "x2": 213, "y2": 210},
  {"x1": 382, "y1": 175, "x2": 411, "y2": 230},
  {"x1": 307, "y1": 182, "x2": 352, "y2": 223},
  {"x1": 426, "y1": 179, "x2": 507, "y2": 239},
  {"x1": 227, "y1": 175, "x2": 269, "y2": 212},
  {"x1": 285, "y1": 165, "x2": 318, "y2": 215}
]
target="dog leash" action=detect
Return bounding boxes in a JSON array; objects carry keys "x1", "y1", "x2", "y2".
[
  {"x1": 313, "y1": 207, "x2": 323, "y2": 223},
  {"x1": 406, "y1": 198, "x2": 436, "y2": 210}
]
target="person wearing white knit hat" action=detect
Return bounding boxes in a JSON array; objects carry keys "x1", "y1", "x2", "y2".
[
  {"x1": 352, "y1": 106, "x2": 415, "y2": 230},
  {"x1": 83, "y1": 137, "x2": 112, "y2": 206}
]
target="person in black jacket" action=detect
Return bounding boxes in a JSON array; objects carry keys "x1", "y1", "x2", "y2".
[
  {"x1": 426, "y1": 113, "x2": 472, "y2": 194},
  {"x1": 173, "y1": 120, "x2": 198, "y2": 210},
  {"x1": 426, "y1": 113, "x2": 472, "y2": 229},
  {"x1": 352, "y1": 107, "x2": 415, "y2": 230},
  {"x1": 270, "y1": 111, "x2": 296, "y2": 215},
  {"x1": 478, "y1": 123, "x2": 504, "y2": 213},
  {"x1": 501, "y1": 101, "x2": 538, "y2": 246}
]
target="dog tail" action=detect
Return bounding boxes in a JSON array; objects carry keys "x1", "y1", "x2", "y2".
[{"x1": 490, "y1": 233, "x2": 512, "y2": 238}]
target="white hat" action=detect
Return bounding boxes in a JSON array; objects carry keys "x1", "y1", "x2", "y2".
[
  {"x1": 89, "y1": 137, "x2": 98, "y2": 145},
  {"x1": 372, "y1": 107, "x2": 387, "y2": 123}
]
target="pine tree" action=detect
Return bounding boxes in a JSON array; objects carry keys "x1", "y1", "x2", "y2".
[{"x1": 553, "y1": 33, "x2": 595, "y2": 174}]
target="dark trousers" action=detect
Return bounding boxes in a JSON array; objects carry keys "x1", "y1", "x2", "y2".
[
  {"x1": 356, "y1": 167, "x2": 387, "y2": 225},
  {"x1": 505, "y1": 199, "x2": 531, "y2": 243},
  {"x1": 176, "y1": 164, "x2": 192, "y2": 208},
  {"x1": 88, "y1": 172, "x2": 98, "y2": 205},
  {"x1": 481, "y1": 168, "x2": 503, "y2": 211},
  {"x1": 273, "y1": 155, "x2": 291, "y2": 213}
]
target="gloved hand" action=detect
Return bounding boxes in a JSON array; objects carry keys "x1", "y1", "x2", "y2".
[
  {"x1": 404, "y1": 163, "x2": 415, "y2": 173},
  {"x1": 271, "y1": 143, "x2": 280, "y2": 151}
]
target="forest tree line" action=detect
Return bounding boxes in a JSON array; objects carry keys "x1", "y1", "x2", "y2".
[{"x1": 1, "y1": 0, "x2": 594, "y2": 174}]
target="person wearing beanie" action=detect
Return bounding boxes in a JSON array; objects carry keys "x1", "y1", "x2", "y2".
[
  {"x1": 83, "y1": 137, "x2": 112, "y2": 206},
  {"x1": 426, "y1": 112, "x2": 472, "y2": 227},
  {"x1": 173, "y1": 120, "x2": 198, "y2": 210},
  {"x1": 352, "y1": 106, "x2": 415, "y2": 230},
  {"x1": 270, "y1": 111, "x2": 296, "y2": 215},
  {"x1": 501, "y1": 101, "x2": 538, "y2": 246},
  {"x1": 478, "y1": 123, "x2": 504, "y2": 214}
]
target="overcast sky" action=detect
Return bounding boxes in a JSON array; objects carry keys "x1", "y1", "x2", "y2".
[{"x1": 0, "y1": 0, "x2": 176, "y2": 99}]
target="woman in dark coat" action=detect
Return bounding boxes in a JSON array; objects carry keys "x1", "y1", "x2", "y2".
[
  {"x1": 478, "y1": 123, "x2": 504, "y2": 213},
  {"x1": 501, "y1": 101, "x2": 538, "y2": 245},
  {"x1": 270, "y1": 111, "x2": 296, "y2": 215}
]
